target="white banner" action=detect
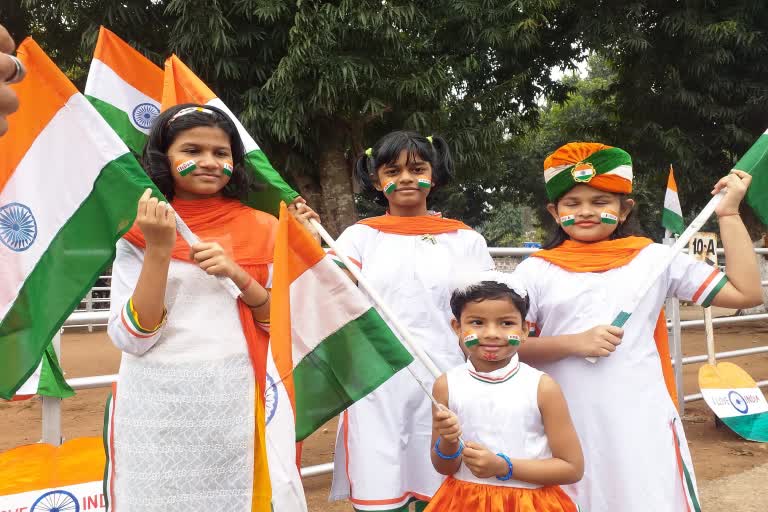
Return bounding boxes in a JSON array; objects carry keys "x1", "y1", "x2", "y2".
[
  {"x1": 0, "y1": 481, "x2": 104, "y2": 512},
  {"x1": 701, "y1": 387, "x2": 768, "y2": 418}
]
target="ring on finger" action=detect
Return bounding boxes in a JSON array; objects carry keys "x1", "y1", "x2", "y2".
[{"x1": 3, "y1": 55, "x2": 25, "y2": 85}]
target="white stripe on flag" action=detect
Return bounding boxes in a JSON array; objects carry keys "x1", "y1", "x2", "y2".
[
  {"x1": 0, "y1": 94, "x2": 128, "y2": 322},
  {"x1": 664, "y1": 188, "x2": 683, "y2": 216},
  {"x1": 543, "y1": 164, "x2": 571, "y2": 183},
  {"x1": 85, "y1": 58, "x2": 159, "y2": 134},
  {"x1": 206, "y1": 98, "x2": 261, "y2": 154},
  {"x1": 288, "y1": 256, "x2": 371, "y2": 364}
]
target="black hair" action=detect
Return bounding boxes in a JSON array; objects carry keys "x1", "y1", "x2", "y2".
[
  {"x1": 141, "y1": 103, "x2": 253, "y2": 201},
  {"x1": 354, "y1": 130, "x2": 454, "y2": 207},
  {"x1": 450, "y1": 281, "x2": 529, "y2": 321},
  {"x1": 542, "y1": 194, "x2": 645, "y2": 249}
]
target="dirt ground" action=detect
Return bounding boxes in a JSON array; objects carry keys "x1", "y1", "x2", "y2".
[{"x1": 2, "y1": 307, "x2": 768, "y2": 510}]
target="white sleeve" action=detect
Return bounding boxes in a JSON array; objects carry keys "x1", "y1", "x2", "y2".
[
  {"x1": 468, "y1": 231, "x2": 495, "y2": 271},
  {"x1": 107, "y1": 239, "x2": 166, "y2": 356},
  {"x1": 668, "y1": 251, "x2": 728, "y2": 307},
  {"x1": 514, "y1": 257, "x2": 542, "y2": 336},
  {"x1": 328, "y1": 225, "x2": 366, "y2": 270}
]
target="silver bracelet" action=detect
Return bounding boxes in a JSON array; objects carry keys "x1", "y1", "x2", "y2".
[{"x1": 4, "y1": 55, "x2": 25, "y2": 85}]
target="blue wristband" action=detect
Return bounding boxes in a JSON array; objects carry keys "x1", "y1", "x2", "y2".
[
  {"x1": 434, "y1": 438, "x2": 464, "y2": 460},
  {"x1": 496, "y1": 453, "x2": 513, "y2": 481}
]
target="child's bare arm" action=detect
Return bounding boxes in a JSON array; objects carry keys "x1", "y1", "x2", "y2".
[
  {"x1": 518, "y1": 325, "x2": 623, "y2": 364},
  {"x1": 501, "y1": 375, "x2": 584, "y2": 485},
  {"x1": 709, "y1": 171, "x2": 763, "y2": 308},
  {"x1": 430, "y1": 375, "x2": 463, "y2": 475}
]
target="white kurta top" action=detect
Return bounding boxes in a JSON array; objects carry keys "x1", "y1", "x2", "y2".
[
  {"x1": 447, "y1": 355, "x2": 549, "y2": 489},
  {"x1": 329, "y1": 224, "x2": 494, "y2": 510},
  {"x1": 516, "y1": 243, "x2": 726, "y2": 511},
  {"x1": 106, "y1": 239, "x2": 269, "y2": 511}
]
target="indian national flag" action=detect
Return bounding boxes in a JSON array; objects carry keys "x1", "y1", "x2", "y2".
[
  {"x1": 0, "y1": 38, "x2": 158, "y2": 399},
  {"x1": 560, "y1": 213, "x2": 575, "y2": 227},
  {"x1": 600, "y1": 210, "x2": 618, "y2": 225},
  {"x1": 162, "y1": 55, "x2": 298, "y2": 216},
  {"x1": 735, "y1": 128, "x2": 768, "y2": 225},
  {"x1": 84, "y1": 26, "x2": 163, "y2": 155},
  {"x1": 662, "y1": 165, "x2": 684, "y2": 235},
  {"x1": 266, "y1": 203, "x2": 413, "y2": 509}
]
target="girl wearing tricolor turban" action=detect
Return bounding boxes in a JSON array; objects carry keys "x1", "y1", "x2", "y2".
[
  {"x1": 514, "y1": 142, "x2": 762, "y2": 511},
  {"x1": 105, "y1": 104, "x2": 317, "y2": 512},
  {"x1": 328, "y1": 131, "x2": 495, "y2": 512}
]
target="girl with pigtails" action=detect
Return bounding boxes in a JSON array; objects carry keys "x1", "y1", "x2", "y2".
[{"x1": 328, "y1": 131, "x2": 494, "y2": 511}]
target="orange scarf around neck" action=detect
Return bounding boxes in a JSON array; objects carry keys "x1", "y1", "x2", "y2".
[
  {"x1": 532, "y1": 236, "x2": 678, "y2": 407},
  {"x1": 358, "y1": 214, "x2": 471, "y2": 235}
]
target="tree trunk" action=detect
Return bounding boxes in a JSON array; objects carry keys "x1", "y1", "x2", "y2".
[{"x1": 317, "y1": 144, "x2": 357, "y2": 237}]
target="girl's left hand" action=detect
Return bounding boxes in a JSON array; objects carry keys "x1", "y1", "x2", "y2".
[
  {"x1": 713, "y1": 169, "x2": 752, "y2": 217},
  {"x1": 191, "y1": 242, "x2": 239, "y2": 279},
  {"x1": 288, "y1": 197, "x2": 321, "y2": 242},
  {"x1": 463, "y1": 441, "x2": 508, "y2": 479}
]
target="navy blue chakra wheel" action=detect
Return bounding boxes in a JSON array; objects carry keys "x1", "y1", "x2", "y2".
[
  {"x1": 0, "y1": 202, "x2": 37, "y2": 252},
  {"x1": 132, "y1": 102, "x2": 160, "y2": 130},
  {"x1": 31, "y1": 489, "x2": 80, "y2": 512},
  {"x1": 265, "y1": 373, "x2": 279, "y2": 426}
]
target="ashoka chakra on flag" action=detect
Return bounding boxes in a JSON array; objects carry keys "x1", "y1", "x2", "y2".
[{"x1": 0, "y1": 202, "x2": 37, "y2": 252}]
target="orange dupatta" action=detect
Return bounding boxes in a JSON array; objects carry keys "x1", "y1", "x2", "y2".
[
  {"x1": 358, "y1": 214, "x2": 471, "y2": 234},
  {"x1": 531, "y1": 236, "x2": 678, "y2": 406},
  {"x1": 123, "y1": 196, "x2": 276, "y2": 509}
]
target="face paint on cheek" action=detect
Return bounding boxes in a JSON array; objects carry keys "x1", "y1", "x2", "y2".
[
  {"x1": 175, "y1": 160, "x2": 197, "y2": 177},
  {"x1": 417, "y1": 178, "x2": 432, "y2": 189},
  {"x1": 508, "y1": 334, "x2": 521, "y2": 346},
  {"x1": 560, "y1": 213, "x2": 576, "y2": 227},
  {"x1": 600, "y1": 209, "x2": 618, "y2": 224},
  {"x1": 383, "y1": 181, "x2": 396, "y2": 195},
  {"x1": 462, "y1": 332, "x2": 479, "y2": 348},
  {"x1": 222, "y1": 162, "x2": 233, "y2": 177}
]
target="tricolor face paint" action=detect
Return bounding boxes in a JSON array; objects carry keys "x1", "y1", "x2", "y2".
[
  {"x1": 175, "y1": 159, "x2": 197, "y2": 177},
  {"x1": 462, "y1": 331, "x2": 479, "y2": 348},
  {"x1": 600, "y1": 210, "x2": 618, "y2": 225},
  {"x1": 383, "y1": 181, "x2": 397, "y2": 195},
  {"x1": 223, "y1": 162, "x2": 233, "y2": 177},
  {"x1": 560, "y1": 213, "x2": 576, "y2": 227},
  {"x1": 508, "y1": 334, "x2": 521, "y2": 346},
  {"x1": 417, "y1": 178, "x2": 432, "y2": 189}
]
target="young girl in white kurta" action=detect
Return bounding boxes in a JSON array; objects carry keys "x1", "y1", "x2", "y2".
[
  {"x1": 328, "y1": 131, "x2": 494, "y2": 511},
  {"x1": 105, "y1": 104, "x2": 317, "y2": 512},
  {"x1": 515, "y1": 142, "x2": 763, "y2": 511},
  {"x1": 427, "y1": 272, "x2": 583, "y2": 512}
]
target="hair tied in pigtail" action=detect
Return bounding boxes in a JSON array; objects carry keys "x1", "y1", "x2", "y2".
[
  {"x1": 426, "y1": 136, "x2": 433, "y2": 144},
  {"x1": 365, "y1": 147, "x2": 375, "y2": 175}
]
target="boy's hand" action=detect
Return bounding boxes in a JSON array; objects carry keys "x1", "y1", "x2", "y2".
[
  {"x1": 714, "y1": 169, "x2": 751, "y2": 217},
  {"x1": 574, "y1": 325, "x2": 623, "y2": 358},
  {"x1": 433, "y1": 406, "x2": 461, "y2": 442},
  {"x1": 463, "y1": 442, "x2": 509, "y2": 479}
]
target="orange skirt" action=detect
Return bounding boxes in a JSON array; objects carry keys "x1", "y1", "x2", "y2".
[{"x1": 424, "y1": 477, "x2": 581, "y2": 512}]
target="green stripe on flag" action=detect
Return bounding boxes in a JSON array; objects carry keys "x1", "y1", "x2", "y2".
[
  {"x1": 293, "y1": 308, "x2": 414, "y2": 441},
  {"x1": 611, "y1": 311, "x2": 631, "y2": 328},
  {"x1": 734, "y1": 132, "x2": 768, "y2": 225},
  {"x1": 87, "y1": 96, "x2": 148, "y2": 156},
  {"x1": 243, "y1": 150, "x2": 299, "y2": 217},
  {"x1": 662, "y1": 208, "x2": 684, "y2": 235},
  {"x1": 37, "y1": 344, "x2": 74, "y2": 398},
  {"x1": 722, "y1": 412, "x2": 768, "y2": 442},
  {"x1": 0, "y1": 153, "x2": 158, "y2": 398}
]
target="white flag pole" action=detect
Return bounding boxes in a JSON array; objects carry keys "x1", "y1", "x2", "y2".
[{"x1": 173, "y1": 210, "x2": 242, "y2": 299}]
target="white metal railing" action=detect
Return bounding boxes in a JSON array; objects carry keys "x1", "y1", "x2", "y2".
[{"x1": 35, "y1": 246, "x2": 768, "y2": 481}]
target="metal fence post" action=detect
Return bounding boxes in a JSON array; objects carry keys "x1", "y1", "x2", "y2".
[{"x1": 41, "y1": 330, "x2": 63, "y2": 446}]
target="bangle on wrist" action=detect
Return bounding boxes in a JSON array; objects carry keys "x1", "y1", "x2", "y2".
[
  {"x1": 434, "y1": 438, "x2": 464, "y2": 460},
  {"x1": 243, "y1": 290, "x2": 270, "y2": 309},
  {"x1": 239, "y1": 275, "x2": 255, "y2": 293},
  {"x1": 496, "y1": 453, "x2": 513, "y2": 481}
]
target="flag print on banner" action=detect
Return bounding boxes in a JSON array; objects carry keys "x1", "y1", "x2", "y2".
[
  {"x1": 662, "y1": 165, "x2": 684, "y2": 235},
  {"x1": 84, "y1": 27, "x2": 163, "y2": 155},
  {"x1": 162, "y1": 55, "x2": 298, "y2": 216},
  {"x1": 0, "y1": 38, "x2": 158, "y2": 399},
  {"x1": 0, "y1": 438, "x2": 106, "y2": 511},
  {"x1": 266, "y1": 203, "x2": 414, "y2": 510}
]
